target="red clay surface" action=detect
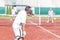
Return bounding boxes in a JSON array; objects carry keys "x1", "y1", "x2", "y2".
[{"x1": 0, "y1": 18, "x2": 60, "y2": 40}]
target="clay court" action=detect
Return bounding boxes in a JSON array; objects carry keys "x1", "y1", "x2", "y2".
[
  {"x1": 0, "y1": 0, "x2": 60, "y2": 40},
  {"x1": 0, "y1": 16, "x2": 60, "y2": 40}
]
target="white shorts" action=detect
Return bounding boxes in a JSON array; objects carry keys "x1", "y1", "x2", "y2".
[
  {"x1": 12, "y1": 23, "x2": 22, "y2": 37},
  {"x1": 48, "y1": 15, "x2": 54, "y2": 18}
]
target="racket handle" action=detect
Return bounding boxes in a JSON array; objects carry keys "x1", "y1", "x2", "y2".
[{"x1": 18, "y1": 37, "x2": 24, "y2": 40}]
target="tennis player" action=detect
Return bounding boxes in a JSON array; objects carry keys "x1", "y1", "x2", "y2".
[
  {"x1": 47, "y1": 8, "x2": 55, "y2": 23},
  {"x1": 12, "y1": 6, "x2": 31, "y2": 40},
  {"x1": 12, "y1": 7, "x2": 17, "y2": 16}
]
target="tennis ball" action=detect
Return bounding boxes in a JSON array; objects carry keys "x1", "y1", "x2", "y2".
[{"x1": 54, "y1": 18, "x2": 56, "y2": 20}]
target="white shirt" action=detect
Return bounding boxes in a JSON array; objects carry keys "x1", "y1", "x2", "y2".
[
  {"x1": 48, "y1": 10, "x2": 54, "y2": 16},
  {"x1": 12, "y1": 9, "x2": 16, "y2": 15},
  {"x1": 12, "y1": 7, "x2": 17, "y2": 15},
  {"x1": 13, "y1": 10, "x2": 27, "y2": 27}
]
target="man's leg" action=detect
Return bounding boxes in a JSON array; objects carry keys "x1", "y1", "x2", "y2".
[
  {"x1": 13, "y1": 26, "x2": 23, "y2": 40},
  {"x1": 47, "y1": 15, "x2": 50, "y2": 23},
  {"x1": 51, "y1": 16, "x2": 54, "y2": 23},
  {"x1": 13, "y1": 27, "x2": 21, "y2": 40}
]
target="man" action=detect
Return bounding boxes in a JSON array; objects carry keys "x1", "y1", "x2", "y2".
[
  {"x1": 12, "y1": 7, "x2": 17, "y2": 16},
  {"x1": 11, "y1": 7, "x2": 17, "y2": 21},
  {"x1": 12, "y1": 6, "x2": 31, "y2": 40},
  {"x1": 47, "y1": 8, "x2": 55, "y2": 23}
]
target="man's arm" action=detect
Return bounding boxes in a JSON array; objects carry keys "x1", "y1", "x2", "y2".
[
  {"x1": 22, "y1": 23, "x2": 26, "y2": 37},
  {"x1": 22, "y1": 23, "x2": 25, "y2": 31}
]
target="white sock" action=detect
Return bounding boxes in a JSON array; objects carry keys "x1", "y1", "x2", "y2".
[
  {"x1": 47, "y1": 20, "x2": 49, "y2": 23},
  {"x1": 52, "y1": 20, "x2": 53, "y2": 23}
]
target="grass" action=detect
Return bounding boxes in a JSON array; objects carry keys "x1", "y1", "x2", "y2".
[
  {"x1": 0, "y1": 15, "x2": 38, "y2": 19},
  {"x1": 0, "y1": 15, "x2": 60, "y2": 20},
  {"x1": 41, "y1": 17, "x2": 60, "y2": 20},
  {"x1": 0, "y1": 15, "x2": 15, "y2": 19}
]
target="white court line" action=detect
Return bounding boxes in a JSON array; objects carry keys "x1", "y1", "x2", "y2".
[{"x1": 29, "y1": 20, "x2": 60, "y2": 38}]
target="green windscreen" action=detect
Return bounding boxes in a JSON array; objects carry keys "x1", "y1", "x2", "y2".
[
  {"x1": 0, "y1": 7, "x2": 5, "y2": 14},
  {"x1": 35, "y1": 7, "x2": 60, "y2": 15}
]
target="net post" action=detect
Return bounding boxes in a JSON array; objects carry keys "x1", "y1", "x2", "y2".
[{"x1": 38, "y1": 1, "x2": 41, "y2": 26}]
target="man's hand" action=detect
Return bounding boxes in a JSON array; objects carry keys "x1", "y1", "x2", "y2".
[{"x1": 22, "y1": 31, "x2": 26, "y2": 37}]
